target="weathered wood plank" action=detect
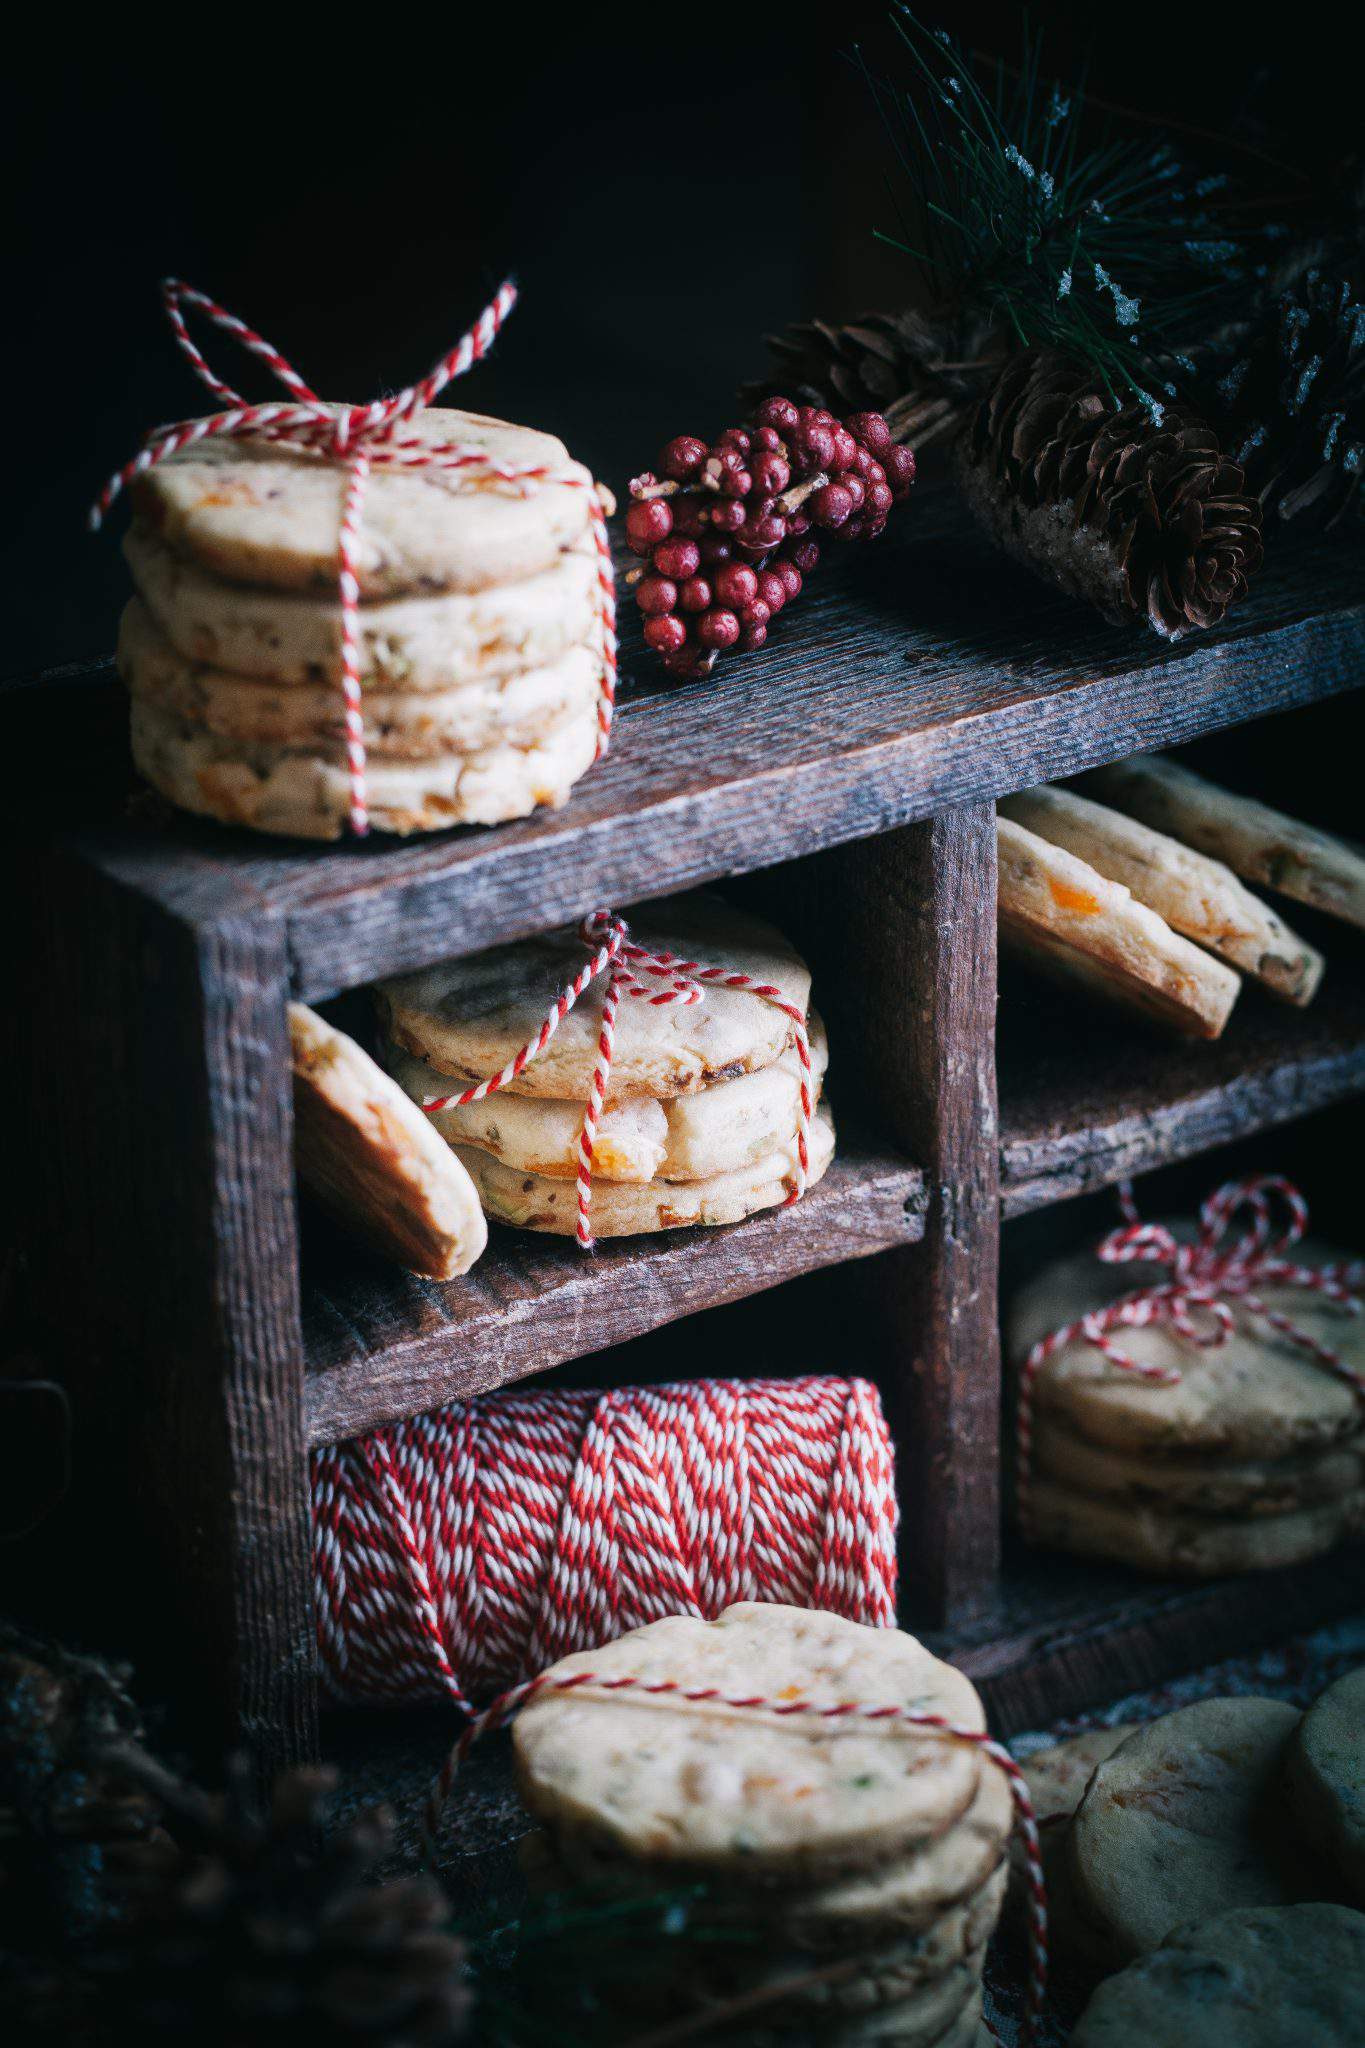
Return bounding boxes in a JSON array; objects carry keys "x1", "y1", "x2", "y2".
[
  {"x1": 998, "y1": 956, "x2": 1365, "y2": 1217},
  {"x1": 14, "y1": 493, "x2": 1363, "y2": 1001},
  {"x1": 934, "y1": 1541, "x2": 1365, "y2": 1737},
  {"x1": 303, "y1": 1140, "x2": 926, "y2": 1446}
]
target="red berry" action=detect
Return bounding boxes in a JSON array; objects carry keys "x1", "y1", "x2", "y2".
[
  {"x1": 718, "y1": 427, "x2": 751, "y2": 455},
  {"x1": 740, "y1": 599, "x2": 771, "y2": 632},
  {"x1": 626, "y1": 498, "x2": 673, "y2": 553},
  {"x1": 842, "y1": 472, "x2": 866, "y2": 512},
  {"x1": 885, "y1": 443, "x2": 917, "y2": 495},
  {"x1": 670, "y1": 495, "x2": 706, "y2": 537},
  {"x1": 750, "y1": 451, "x2": 791, "y2": 497},
  {"x1": 811, "y1": 482, "x2": 853, "y2": 528},
  {"x1": 679, "y1": 576, "x2": 712, "y2": 613},
  {"x1": 774, "y1": 559, "x2": 802, "y2": 599},
  {"x1": 846, "y1": 411, "x2": 893, "y2": 455},
  {"x1": 739, "y1": 623, "x2": 768, "y2": 651},
  {"x1": 653, "y1": 538, "x2": 700, "y2": 581},
  {"x1": 710, "y1": 498, "x2": 745, "y2": 532},
  {"x1": 644, "y1": 614, "x2": 687, "y2": 654},
  {"x1": 663, "y1": 647, "x2": 701, "y2": 679},
  {"x1": 788, "y1": 538, "x2": 820, "y2": 573},
  {"x1": 737, "y1": 512, "x2": 787, "y2": 552},
  {"x1": 751, "y1": 425, "x2": 784, "y2": 454},
  {"x1": 829, "y1": 427, "x2": 858, "y2": 470},
  {"x1": 660, "y1": 435, "x2": 708, "y2": 481},
  {"x1": 754, "y1": 396, "x2": 800, "y2": 434},
  {"x1": 700, "y1": 535, "x2": 734, "y2": 565},
  {"x1": 720, "y1": 466, "x2": 752, "y2": 499},
  {"x1": 800, "y1": 423, "x2": 835, "y2": 470},
  {"x1": 755, "y1": 569, "x2": 787, "y2": 613},
  {"x1": 697, "y1": 607, "x2": 740, "y2": 650},
  {"x1": 715, "y1": 562, "x2": 759, "y2": 608},
  {"x1": 867, "y1": 480, "x2": 894, "y2": 519},
  {"x1": 635, "y1": 575, "x2": 678, "y2": 616}
]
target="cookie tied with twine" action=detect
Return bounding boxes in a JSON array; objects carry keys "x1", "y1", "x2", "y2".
[
  {"x1": 1011, "y1": 1176, "x2": 1365, "y2": 1575},
  {"x1": 93, "y1": 279, "x2": 616, "y2": 837}
]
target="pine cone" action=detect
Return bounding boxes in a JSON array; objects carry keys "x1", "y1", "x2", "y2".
[
  {"x1": 0, "y1": 1624, "x2": 169, "y2": 1944},
  {"x1": 954, "y1": 349, "x2": 1263, "y2": 639},
  {"x1": 742, "y1": 309, "x2": 999, "y2": 452},
  {"x1": 1194, "y1": 267, "x2": 1365, "y2": 529},
  {"x1": 89, "y1": 1755, "x2": 471, "y2": 2046}
]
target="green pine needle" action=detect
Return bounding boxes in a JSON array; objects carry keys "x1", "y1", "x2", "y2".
[{"x1": 860, "y1": 7, "x2": 1271, "y2": 415}]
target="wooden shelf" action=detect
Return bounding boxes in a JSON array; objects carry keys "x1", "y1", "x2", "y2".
[
  {"x1": 998, "y1": 950, "x2": 1365, "y2": 1218},
  {"x1": 15, "y1": 490, "x2": 1363, "y2": 1003},
  {"x1": 303, "y1": 1137, "x2": 925, "y2": 1447},
  {"x1": 929, "y1": 1538, "x2": 1365, "y2": 1737}
]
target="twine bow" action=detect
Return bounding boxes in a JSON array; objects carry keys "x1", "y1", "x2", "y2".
[
  {"x1": 1017, "y1": 1175, "x2": 1365, "y2": 1502},
  {"x1": 420, "y1": 909, "x2": 814, "y2": 1248},
  {"x1": 92, "y1": 279, "x2": 616, "y2": 835}
]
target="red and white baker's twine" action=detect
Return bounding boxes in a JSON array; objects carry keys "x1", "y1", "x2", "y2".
[
  {"x1": 311, "y1": 1375, "x2": 896, "y2": 1713},
  {"x1": 1017, "y1": 1174, "x2": 1365, "y2": 1511},
  {"x1": 419, "y1": 908, "x2": 814, "y2": 1248},
  {"x1": 92, "y1": 279, "x2": 616, "y2": 835},
  {"x1": 430, "y1": 1678, "x2": 1048, "y2": 2044}
]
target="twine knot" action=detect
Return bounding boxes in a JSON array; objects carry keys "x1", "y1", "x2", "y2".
[
  {"x1": 93, "y1": 279, "x2": 615, "y2": 836},
  {"x1": 1018, "y1": 1175, "x2": 1365, "y2": 1503}
]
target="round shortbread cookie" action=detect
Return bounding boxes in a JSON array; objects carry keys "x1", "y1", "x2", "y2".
[
  {"x1": 123, "y1": 519, "x2": 600, "y2": 686},
  {"x1": 1070, "y1": 1903, "x2": 1365, "y2": 2048},
  {"x1": 130, "y1": 406, "x2": 596, "y2": 598},
  {"x1": 288, "y1": 1003, "x2": 486, "y2": 1280},
  {"x1": 128, "y1": 693, "x2": 599, "y2": 840},
  {"x1": 378, "y1": 894, "x2": 812, "y2": 1102},
  {"x1": 1022, "y1": 1724, "x2": 1143, "y2": 1833},
  {"x1": 512, "y1": 1604, "x2": 988, "y2": 1883},
  {"x1": 388, "y1": 1019, "x2": 829, "y2": 1185},
  {"x1": 1067, "y1": 1697, "x2": 1311, "y2": 1965},
  {"x1": 1009, "y1": 1236, "x2": 1365, "y2": 1458},
  {"x1": 1025, "y1": 1476, "x2": 1365, "y2": 1576},
  {"x1": 1282, "y1": 1665, "x2": 1365, "y2": 1906},
  {"x1": 457, "y1": 1100, "x2": 835, "y2": 1236},
  {"x1": 1034, "y1": 1414, "x2": 1365, "y2": 1516},
  {"x1": 119, "y1": 596, "x2": 602, "y2": 759}
]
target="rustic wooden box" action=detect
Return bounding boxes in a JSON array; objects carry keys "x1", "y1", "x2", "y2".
[{"x1": 7, "y1": 490, "x2": 1365, "y2": 1763}]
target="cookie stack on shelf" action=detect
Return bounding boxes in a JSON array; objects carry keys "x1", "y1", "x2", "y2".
[
  {"x1": 1009, "y1": 1237, "x2": 1365, "y2": 1576},
  {"x1": 116, "y1": 408, "x2": 607, "y2": 838},
  {"x1": 514, "y1": 1605, "x2": 1008, "y2": 2045},
  {"x1": 375, "y1": 892, "x2": 834, "y2": 1237}
]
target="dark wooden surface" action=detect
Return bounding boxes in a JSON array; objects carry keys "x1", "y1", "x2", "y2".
[
  {"x1": 7, "y1": 845, "x2": 315, "y2": 1764},
  {"x1": 998, "y1": 950, "x2": 1365, "y2": 1218},
  {"x1": 303, "y1": 1139, "x2": 925, "y2": 1446},
  {"x1": 15, "y1": 492, "x2": 1364, "y2": 1002},
  {"x1": 933, "y1": 1539, "x2": 1365, "y2": 1737}
]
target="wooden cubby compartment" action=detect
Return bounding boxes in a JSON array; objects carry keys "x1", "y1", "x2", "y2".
[{"x1": 6, "y1": 486, "x2": 1364, "y2": 1762}]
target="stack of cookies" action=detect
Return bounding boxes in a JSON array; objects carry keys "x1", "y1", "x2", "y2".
[
  {"x1": 514, "y1": 1604, "x2": 1008, "y2": 2045},
  {"x1": 117, "y1": 407, "x2": 608, "y2": 838},
  {"x1": 1009, "y1": 1234, "x2": 1365, "y2": 1576},
  {"x1": 375, "y1": 893, "x2": 834, "y2": 1237}
]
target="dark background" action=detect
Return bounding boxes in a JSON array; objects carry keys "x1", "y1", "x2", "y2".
[{"x1": 5, "y1": 1, "x2": 1357, "y2": 677}]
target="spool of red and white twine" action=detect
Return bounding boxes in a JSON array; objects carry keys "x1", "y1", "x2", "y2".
[
  {"x1": 91, "y1": 279, "x2": 617, "y2": 836},
  {"x1": 312, "y1": 1374, "x2": 1049, "y2": 2041},
  {"x1": 1015, "y1": 1174, "x2": 1365, "y2": 1515},
  {"x1": 419, "y1": 907, "x2": 814, "y2": 1249}
]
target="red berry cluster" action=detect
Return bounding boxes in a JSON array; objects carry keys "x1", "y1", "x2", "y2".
[{"x1": 625, "y1": 397, "x2": 915, "y2": 680}]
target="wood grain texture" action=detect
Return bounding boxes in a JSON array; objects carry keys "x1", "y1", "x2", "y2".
[
  {"x1": 13, "y1": 491, "x2": 1363, "y2": 1002},
  {"x1": 932, "y1": 1540, "x2": 1365, "y2": 1737},
  {"x1": 998, "y1": 953, "x2": 1365, "y2": 1217},
  {"x1": 773, "y1": 816, "x2": 1002, "y2": 1627},
  {"x1": 5, "y1": 827, "x2": 315, "y2": 1765},
  {"x1": 303, "y1": 1139, "x2": 925, "y2": 1445}
]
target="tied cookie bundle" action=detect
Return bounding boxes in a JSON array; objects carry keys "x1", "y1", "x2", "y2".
[
  {"x1": 996, "y1": 754, "x2": 1365, "y2": 1040},
  {"x1": 1015, "y1": 1665, "x2": 1365, "y2": 2044},
  {"x1": 1009, "y1": 1178, "x2": 1365, "y2": 1576},
  {"x1": 508, "y1": 1604, "x2": 1009, "y2": 2046},
  {"x1": 374, "y1": 892, "x2": 831, "y2": 1245},
  {"x1": 98, "y1": 282, "x2": 614, "y2": 840}
]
